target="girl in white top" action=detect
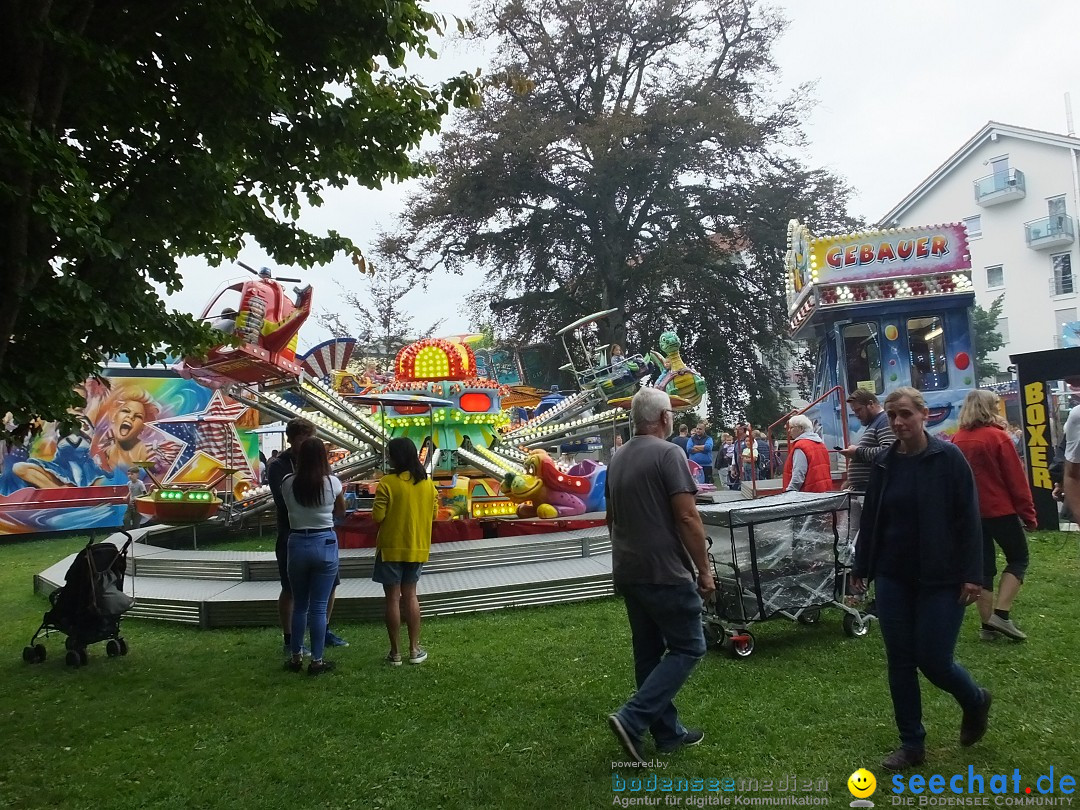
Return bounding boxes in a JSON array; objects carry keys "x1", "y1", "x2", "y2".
[{"x1": 281, "y1": 437, "x2": 344, "y2": 676}]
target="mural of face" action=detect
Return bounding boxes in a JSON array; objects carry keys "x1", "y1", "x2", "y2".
[{"x1": 111, "y1": 400, "x2": 147, "y2": 450}]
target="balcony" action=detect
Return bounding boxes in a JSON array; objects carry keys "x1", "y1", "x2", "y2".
[
  {"x1": 974, "y1": 168, "x2": 1026, "y2": 206},
  {"x1": 1026, "y1": 214, "x2": 1075, "y2": 250},
  {"x1": 1049, "y1": 274, "x2": 1075, "y2": 297}
]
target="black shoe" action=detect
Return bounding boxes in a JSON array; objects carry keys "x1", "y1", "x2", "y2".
[
  {"x1": 881, "y1": 747, "x2": 925, "y2": 771},
  {"x1": 308, "y1": 659, "x2": 336, "y2": 676},
  {"x1": 960, "y1": 688, "x2": 992, "y2": 746},
  {"x1": 607, "y1": 714, "x2": 646, "y2": 765},
  {"x1": 283, "y1": 658, "x2": 303, "y2": 673},
  {"x1": 657, "y1": 728, "x2": 705, "y2": 754}
]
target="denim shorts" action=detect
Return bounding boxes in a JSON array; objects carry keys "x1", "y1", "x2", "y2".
[{"x1": 372, "y1": 551, "x2": 424, "y2": 586}]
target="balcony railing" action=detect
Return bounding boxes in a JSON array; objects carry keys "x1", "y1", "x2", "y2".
[
  {"x1": 1049, "y1": 274, "x2": 1076, "y2": 296},
  {"x1": 1026, "y1": 214, "x2": 1075, "y2": 249},
  {"x1": 974, "y1": 168, "x2": 1026, "y2": 205}
]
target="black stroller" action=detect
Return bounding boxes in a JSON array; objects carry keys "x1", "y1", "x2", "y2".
[{"x1": 23, "y1": 534, "x2": 135, "y2": 667}]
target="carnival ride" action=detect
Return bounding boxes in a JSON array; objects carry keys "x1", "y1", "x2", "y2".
[
  {"x1": 781, "y1": 219, "x2": 976, "y2": 459},
  {"x1": 171, "y1": 277, "x2": 702, "y2": 530}
]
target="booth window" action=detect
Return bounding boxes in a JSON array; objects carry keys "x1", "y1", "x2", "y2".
[
  {"x1": 842, "y1": 322, "x2": 882, "y2": 394},
  {"x1": 907, "y1": 316, "x2": 948, "y2": 391}
]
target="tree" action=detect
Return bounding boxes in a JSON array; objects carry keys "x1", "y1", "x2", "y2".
[
  {"x1": 382, "y1": 0, "x2": 858, "y2": 425},
  {"x1": 317, "y1": 262, "x2": 445, "y2": 372},
  {"x1": 0, "y1": 1, "x2": 478, "y2": 436},
  {"x1": 972, "y1": 294, "x2": 1006, "y2": 383}
]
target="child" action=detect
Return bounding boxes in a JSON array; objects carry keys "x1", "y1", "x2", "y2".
[{"x1": 124, "y1": 468, "x2": 146, "y2": 529}]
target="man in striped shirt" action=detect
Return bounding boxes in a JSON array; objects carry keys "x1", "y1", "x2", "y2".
[{"x1": 840, "y1": 389, "x2": 895, "y2": 493}]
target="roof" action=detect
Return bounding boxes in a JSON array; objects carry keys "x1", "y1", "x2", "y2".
[{"x1": 878, "y1": 121, "x2": 1080, "y2": 226}]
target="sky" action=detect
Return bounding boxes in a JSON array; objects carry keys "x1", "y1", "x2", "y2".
[{"x1": 165, "y1": 0, "x2": 1080, "y2": 355}]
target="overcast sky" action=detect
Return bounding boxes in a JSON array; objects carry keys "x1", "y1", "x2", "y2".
[{"x1": 166, "y1": 0, "x2": 1080, "y2": 353}]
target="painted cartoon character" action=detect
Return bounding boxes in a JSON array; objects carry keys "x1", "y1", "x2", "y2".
[
  {"x1": 501, "y1": 449, "x2": 593, "y2": 519},
  {"x1": 652, "y1": 332, "x2": 707, "y2": 406}
]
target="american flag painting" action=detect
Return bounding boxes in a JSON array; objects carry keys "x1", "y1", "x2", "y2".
[{"x1": 150, "y1": 390, "x2": 253, "y2": 483}]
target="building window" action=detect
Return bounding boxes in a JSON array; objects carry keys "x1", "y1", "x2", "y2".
[
  {"x1": 963, "y1": 215, "x2": 982, "y2": 239},
  {"x1": 1055, "y1": 308, "x2": 1077, "y2": 349},
  {"x1": 907, "y1": 316, "x2": 948, "y2": 391},
  {"x1": 842, "y1": 322, "x2": 883, "y2": 394},
  {"x1": 996, "y1": 317, "x2": 1009, "y2": 344},
  {"x1": 1052, "y1": 253, "x2": 1074, "y2": 296},
  {"x1": 986, "y1": 265, "x2": 1004, "y2": 289}
]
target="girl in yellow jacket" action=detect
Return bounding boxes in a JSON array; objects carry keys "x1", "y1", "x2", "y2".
[{"x1": 372, "y1": 437, "x2": 438, "y2": 665}]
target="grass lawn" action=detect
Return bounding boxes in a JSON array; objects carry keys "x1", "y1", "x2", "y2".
[{"x1": 0, "y1": 532, "x2": 1077, "y2": 810}]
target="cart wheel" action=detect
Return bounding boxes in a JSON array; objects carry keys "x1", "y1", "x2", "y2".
[
  {"x1": 22, "y1": 646, "x2": 34, "y2": 663},
  {"x1": 843, "y1": 613, "x2": 870, "y2": 639},
  {"x1": 65, "y1": 650, "x2": 81, "y2": 668},
  {"x1": 797, "y1": 609, "x2": 821, "y2": 625},
  {"x1": 702, "y1": 622, "x2": 723, "y2": 648},
  {"x1": 78, "y1": 648, "x2": 89, "y2": 666},
  {"x1": 118, "y1": 638, "x2": 129, "y2": 656},
  {"x1": 106, "y1": 640, "x2": 120, "y2": 658},
  {"x1": 34, "y1": 644, "x2": 46, "y2": 663},
  {"x1": 726, "y1": 631, "x2": 755, "y2": 659}
]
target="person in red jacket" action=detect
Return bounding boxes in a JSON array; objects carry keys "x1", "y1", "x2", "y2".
[
  {"x1": 782, "y1": 414, "x2": 832, "y2": 492},
  {"x1": 952, "y1": 390, "x2": 1037, "y2": 642}
]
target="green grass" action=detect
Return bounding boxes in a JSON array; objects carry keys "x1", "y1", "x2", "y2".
[{"x1": 0, "y1": 533, "x2": 1078, "y2": 809}]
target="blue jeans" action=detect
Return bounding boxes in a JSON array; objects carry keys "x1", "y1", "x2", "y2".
[
  {"x1": 875, "y1": 576, "x2": 983, "y2": 750},
  {"x1": 287, "y1": 531, "x2": 339, "y2": 661},
  {"x1": 614, "y1": 582, "x2": 706, "y2": 747}
]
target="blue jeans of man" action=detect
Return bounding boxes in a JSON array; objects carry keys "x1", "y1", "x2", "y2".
[
  {"x1": 614, "y1": 582, "x2": 706, "y2": 748},
  {"x1": 875, "y1": 576, "x2": 983, "y2": 751},
  {"x1": 287, "y1": 530, "x2": 339, "y2": 661}
]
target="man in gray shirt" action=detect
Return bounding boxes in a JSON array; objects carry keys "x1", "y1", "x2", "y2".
[
  {"x1": 606, "y1": 387, "x2": 715, "y2": 764},
  {"x1": 839, "y1": 389, "x2": 895, "y2": 493}
]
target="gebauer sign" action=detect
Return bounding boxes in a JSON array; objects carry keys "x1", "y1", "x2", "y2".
[{"x1": 807, "y1": 223, "x2": 971, "y2": 286}]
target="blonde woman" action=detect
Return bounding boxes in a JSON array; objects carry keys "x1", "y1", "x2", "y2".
[{"x1": 951, "y1": 390, "x2": 1036, "y2": 642}]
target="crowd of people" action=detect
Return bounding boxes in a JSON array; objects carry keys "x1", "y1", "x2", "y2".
[{"x1": 609, "y1": 384, "x2": 1043, "y2": 774}]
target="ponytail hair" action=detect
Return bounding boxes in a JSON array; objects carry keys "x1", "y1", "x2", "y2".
[
  {"x1": 386, "y1": 437, "x2": 427, "y2": 484},
  {"x1": 291, "y1": 437, "x2": 331, "y2": 507}
]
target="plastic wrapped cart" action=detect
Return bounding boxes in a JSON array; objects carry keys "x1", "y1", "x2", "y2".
[{"x1": 698, "y1": 491, "x2": 874, "y2": 659}]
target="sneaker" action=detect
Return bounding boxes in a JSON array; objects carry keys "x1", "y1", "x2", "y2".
[
  {"x1": 881, "y1": 747, "x2": 925, "y2": 771},
  {"x1": 607, "y1": 714, "x2": 646, "y2": 765},
  {"x1": 986, "y1": 614, "x2": 1027, "y2": 641},
  {"x1": 408, "y1": 648, "x2": 428, "y2": 665},
  {"x1": 979, "y1": 627, "x2": 999, "y2": 642},
  {"x1": 385, "y1": 652, "x2": 402, "y2": 666},
  {"x1": 657, "y1": 728, "x2": 705, "y2": 754},
  {"x1": 324, "y1": 630, "x2": 350, "y2": 648},
  {"x1": 960, "y1": 688, "x2": 992, "y2": 747},
  {"x1": 307, "y1": 660, "x2": 336, "y2": 677},
  {"x1": 283, "y1": 658, "x2": 303, "y2": 673}
]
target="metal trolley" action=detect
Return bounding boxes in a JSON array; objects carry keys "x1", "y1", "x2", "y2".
[{"x1": 698, "y1": 491, "x2": 874, "y2": 659}]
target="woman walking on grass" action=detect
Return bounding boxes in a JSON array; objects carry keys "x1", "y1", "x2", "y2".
[
  {"x1": 281, "y1": 437, "x2": 344, "y2": 676},
  {"x1": 852, "y1": 387, "x2": 990, "y2": 772},
  {"x1": 951, "y1": 390, "x2": 1037, "y2": 642},
  {"x1": 372, "y1": 437, "x2": 438, "y2": 666}
]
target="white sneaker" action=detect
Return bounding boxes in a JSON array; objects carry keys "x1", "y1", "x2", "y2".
[
  {"x1": 408, "y1": 647, "x2": 428, "y2": 665},
  {"x1": 987, "y1": 614, "x2": 1027, "y2": 641}
]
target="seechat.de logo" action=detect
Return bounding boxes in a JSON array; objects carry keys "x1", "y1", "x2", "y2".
[{"x1": 849, "y1": 768, "x2": 878, "y2": 807}]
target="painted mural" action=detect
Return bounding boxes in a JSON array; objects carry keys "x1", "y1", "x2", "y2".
[{"x1": 0, "y1": 371, "x2": 259, "y2": 536}]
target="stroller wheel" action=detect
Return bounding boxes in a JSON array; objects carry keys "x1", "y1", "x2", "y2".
[
  {"x1": 106, "y1": 640, "x2": 120, "y2": 658},
  {"x1": 843, "y1": 613, "x2": 871, "y2": 639},
  {"x1": 118, "y1": 638, "x2": 129, "y2": 656},
  {"x1": 34, "y1": 644, "x2": 46, "y2": 663},
  {"x1": 22, "y1": 646, "x2": 34, "y2": 663},
  {"x1": 725, "y1": 630, "x2": 755, "y2": 659},
  {"x1": 65, "y1": 650, "x2": 82, "y2": 668},
  {"x1": 702, "y1": 622, "x2": 723, "y2": 648},
  {"x1": 797, "y1": 608, "x2": 821, "y2": 625},
  {"x1": 78, "y1": 648, "x2": 89, "y2": 666}
]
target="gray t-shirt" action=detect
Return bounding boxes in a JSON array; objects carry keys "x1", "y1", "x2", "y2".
[{"x1": 606, "y1": 434, "x2": 699, "y2": 585}]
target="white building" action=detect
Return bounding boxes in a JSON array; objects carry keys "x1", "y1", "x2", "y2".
[{"x1": 879, "y1": 121, "x2": 1080, "y2": 381}]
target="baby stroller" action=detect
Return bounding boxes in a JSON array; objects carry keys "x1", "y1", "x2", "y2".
[{"x1": 23, "y1": 534, "x2": 135, "y2": 668}]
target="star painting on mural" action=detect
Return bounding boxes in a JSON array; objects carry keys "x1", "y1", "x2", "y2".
[{"x1": 149, "y1": 391, "x2": 254, "y2": 485}]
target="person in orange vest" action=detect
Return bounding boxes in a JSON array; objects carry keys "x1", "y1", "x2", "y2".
[{"x1": 782, "y1": 414, "x2": 832, "y2": 492}]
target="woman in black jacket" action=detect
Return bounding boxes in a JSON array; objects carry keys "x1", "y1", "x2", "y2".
[{"x1": 852, "y1": 387, "x2": 990, "y2": 772}]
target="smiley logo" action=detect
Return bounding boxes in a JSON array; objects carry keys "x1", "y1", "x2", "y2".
[{"x1": 848, "y1": 768, "x2": 877, "y2": 799}]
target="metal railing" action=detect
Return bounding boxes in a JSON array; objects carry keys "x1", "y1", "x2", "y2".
[
  {"x1": 757, "y1": 385, "x2": 850, "y2": 498},
  {"x1": 973, "y1": 168, "x2": 1025, "y2": 200},
  {"x1": 1049, "y1": 273, "x2": 1076, "y2": 296}
]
